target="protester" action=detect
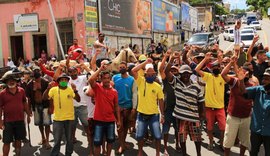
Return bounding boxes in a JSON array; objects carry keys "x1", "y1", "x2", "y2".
[
  {"x1": 43, "y1": 73, "x2": 80, "y2": 156},
  {"x1": 88, "y1": 63, "x2": 120, "y2": 156},
  {"x1": 0, "y1": 69, "x2": 31, "y2": 156},
  {"x1": 132, "y1": 58, "x2": 165, "y2": 156}
]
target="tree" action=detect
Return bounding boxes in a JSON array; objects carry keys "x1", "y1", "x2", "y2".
[{"x1": 246, "y1": 0, "x2": 259, "y2": 11}]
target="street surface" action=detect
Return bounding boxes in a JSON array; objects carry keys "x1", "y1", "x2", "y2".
[{"x1": 1, "y1": 19, "x2": 269, "y2": 156}]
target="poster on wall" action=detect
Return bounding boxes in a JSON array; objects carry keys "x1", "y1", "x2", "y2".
[
  {"x1": 118, "y1": 37, "x2": 131, "y2": 49},
  {"x1": 14, "y1": 14, "x2": 39, "y2": 32},
  {"x1": 189, "y1": 7, "x2": 198, "y2": 32},
  {"x1": 99, "y1": 0, "x2": 151, "y2": 36},
  {"x1": 85, "y1": 0, "x2": 98, "y2": 55},
  {"x1": 132, "y1": 38, "x2": 143, "y2": 53},
  {"x1": 143, "y1": 38, "x2": 151, "y2": 54},
  {"x1": 181, "y1": 2, "x2": 191, "y2": 31},
  {"x1": 105, "y1": 36, "x2": 118, "y2": 59},
  {"x1": 153, "y1": 0, "x2": 180, "y2": 32}
]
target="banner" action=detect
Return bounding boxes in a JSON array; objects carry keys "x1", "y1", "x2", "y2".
[
  {"x1": 85, "y1": 0, "x2": 98, "y2": 50},
  {"x1": 189, "y1": 7, "x2": 198, "y2": 32},
  {"x1": 181, "y1": 3, "x2": 191, "y2": 31},
  {"x1": 153, "y1": 0, "x2": 180, "y2": 32},
  {"x1": 14, "y1": 14, "x2": 39, "y2": 32},
  {"x1": 99, "y1": 0, "x2": 151, "y2": 36}
]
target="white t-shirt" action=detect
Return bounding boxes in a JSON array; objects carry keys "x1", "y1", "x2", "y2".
[
  {"x1": 7, "y1": 61, "x2": 16, "y2": 68},
  {"x1": 234, "y1": 28, "x2": 241, "y2": 44},
  {"x1": 69, "y1": 75, "x2": 90, "y2": 107},
  {"x1": 83, "y1": 86, "x2": 95, "y2": 118},
  {"x1": 93, "y1": 40, "x2": 107, "y2": 59}
]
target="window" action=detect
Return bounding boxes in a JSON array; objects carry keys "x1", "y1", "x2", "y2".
[{"x1": 56, "y1": 20, "x2": 73, "y2": 59}]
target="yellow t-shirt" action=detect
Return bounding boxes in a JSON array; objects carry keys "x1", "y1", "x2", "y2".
[
  {"x1": 135, "y1": 76, "x2": 164, "y2": 114},
  {"x1": 49, "y1": 87, "x2": 75, "y2": 121},
  {"x1": 138, "y1": 69, "x2": 145, "y2": 77},
  {"x1": 202, "y1": 72, "x2": 225, "y2": 109}
]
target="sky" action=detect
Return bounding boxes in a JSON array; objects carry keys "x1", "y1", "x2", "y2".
[{"x1": 223, "y1": 0, "x2": 248, "y2": 10}]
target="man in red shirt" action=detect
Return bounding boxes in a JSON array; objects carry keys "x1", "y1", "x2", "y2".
[
  {"x1": 221, "y1": 56, "x2": 253, "y2": 156},
  {"x1": 88, "y1": 64, "x2": 120, "y2": 156},
  {"x1": 68, "y1": 39, "x2": 83, "y2": 59},
  {"x1": 0, "y1": 69, "x2": 31, "y2": 156}
]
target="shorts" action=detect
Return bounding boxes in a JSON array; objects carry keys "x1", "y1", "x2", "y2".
[
  {"x1": 205, "y1": 108, "x2": 226, "y2": 131},
  {"x1": 93, "y1": 121, "x2": 115, "y2": 146},
  {"x1": 119, "y1": 108, "x2": 132, "y2": 130},
  {"x1": 34, "y1": 105, "x2": 52, "y2": 126},
  {"x1": 223, "y1": 115, "x2": 251, "y2": 149},
  {"x1": 74, "y1": 106, "x2": 89, "y2": 127},
  {"x1": 178, "y1": 120, "x2": 201, "y2": 142},
  {"x1": 162, "y1": 109, "x2": 178, "y2": 134},
  {"x1": 3, "y1": 121, "x2": 26, "y2": 144},
  {"x1": 135, "y1": 113, "x2": 162, "y2": 141}
]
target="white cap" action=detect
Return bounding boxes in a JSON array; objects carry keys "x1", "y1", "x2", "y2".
[{"x1": 145, "y1": 64, "x2": 154, "y2": 70}]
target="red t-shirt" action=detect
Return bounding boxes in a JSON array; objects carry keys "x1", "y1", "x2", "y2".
[
  {"x1": 227, "y1": 78, "x2": 253, "y2": 118},
  {"x1": 0, "y1": 87, "x2": 26, "y2": 122},
  {"x1": 68, "y1": 44, "x2": 83, "y2": 54},
  {"x1": 92, "y1": 83, "x2": 118, "y2": 122}
]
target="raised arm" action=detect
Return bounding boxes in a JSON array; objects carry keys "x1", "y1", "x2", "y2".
[
  {"x1": 221, "y1": 56, "x2": 236, "y2": 83},
  {"x1": 165, "y1": 50, "x2": 178, "y2": 82},
  {"x1": 131, "y1": 58, "x2": 152, "y2": 80},
  {"x1": 88, "y1": 64, "x2": 106, "y2": 88},
  {"x1": 247, "y1": 35, "x2": 259, "y2": 63},
  {"x1": 159, "y1": 49, "x2": 171, "y2": 80}
]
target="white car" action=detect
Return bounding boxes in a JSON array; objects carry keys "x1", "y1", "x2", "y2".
[
  {"x1": 223, "y1": 28, "x2": 234, "y2": 42},
  {"x1": 250, "y1": 21, "x2": 262, "y2": 30},
  {"x1": 241, "y1": 29, "x2": 256, "y2": 35},
  {"x1": 241, "y1": 33, "x2": 254, "y2": 50},
  {"x1": 243, "y1": 25, "x2": 257, "y2": 33}
]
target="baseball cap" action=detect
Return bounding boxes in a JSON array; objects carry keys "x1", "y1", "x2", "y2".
[
  {"x1": 211, "y1": 62, "x2": 220, "y2": 68},
  {"x1": 145, "y1": 63, "x2": 154, "y2": 71},
  {"x1": 263, "y1": 67, "x2": 270, "y2": 76},
  {"x1": 194, "y1": 53, "x2": 205, "y2": 58},
  {"x1": 138, "y1": 55, "x2": 147, "y2": 62},
  {"x1": 74, "y1": 48, "x2": 83, "y2": 52},
  {"x1": 179, "y1": 65, "x2": 192, "y2": 74}
]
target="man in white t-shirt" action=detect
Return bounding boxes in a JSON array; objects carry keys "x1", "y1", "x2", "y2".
[
  {"x1": 68, "y1": 67, "x2": 91, "y2": 145},
  {"x1": 93, "y1": 33, "x2": 109, "y2": 67}
]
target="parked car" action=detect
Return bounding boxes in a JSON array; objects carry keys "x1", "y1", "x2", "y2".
[
  {"x1": 187, "y1": 32, "x2": 219, "y2": 47},
  {"x1": 241, "y1": 29, "x2": 256, "y2": 35},
  {"x1": 223, "y1": 28, "x2": 234, "y2": 42},
  {"x1": 250, "y1": 21, "x2": 262, "y2": 30},
  {"x1": 247, "y1": 16, "x2": 257, "y2": 25},
  {"x1": 241, "y1": 33, "x2": 254, "y2": 50}
]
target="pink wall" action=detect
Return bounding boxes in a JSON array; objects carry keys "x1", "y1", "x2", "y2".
[{"x1": 0, "y1": 0, "x2": 85, "y2": 64}]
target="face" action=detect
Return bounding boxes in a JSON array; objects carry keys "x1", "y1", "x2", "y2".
[
  {"x1": 73, "y1": 39, "x2": 78, "y2": 45},
  {"x1": 170, "y1": 68, "x2": 179, "y2": 76},
  {"x1": 69, "y1": 69, "x2": 78, "y2": 79},
  {"x1": 258, "y1": 53, "x2": 267, "y2": 62},
  {"x1": 59, "y1": 78, "x2": 69, "y2": 83},
  {"x1": 99, "y1": 36, "x2": 104, "y2": 42},
  {"x1": 119, "y1": 64, "x2": 127, "y2": 71},
  {"x1": 6, "y1": 79, "x2": 17, "y2": 88},
  {"x1": 262, "y1": 75, "x2": 270, "y2": 86},
  {"x1": 101, "y1": 73, "x2": 111, "y2": 87},
  {"x1": 180, "y1": 72, "x2": 191, "y2": 83}
]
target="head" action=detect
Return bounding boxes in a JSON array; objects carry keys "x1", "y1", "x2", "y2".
[
  {"x1": 6, "y1": 78, "x2": 17, "y2": 89},
  {"x1": 144, "y1": 64, "x2": 156, "y2": 83},
  {"x1": 256, "y1": 50, "x2": 267, "y2": 63},
  {"x1": 179, "y1": 65, "x2": 192, "y2": 84},
  {"x1": 98, "y1": 33, "x2": 105, "y2": 42},
  {"x1": 68, "y1": 67, "x2": 78, "y2": 80},
  {"x1": 211, "y1": 63, "x2": 220, "y2": 76},
  {"x1": 262, "y1": 68, "x2": 270, "y2": 90},
  {"x1": 23, "y1": 70, "x2": 32, "y2": 80},
  {"x1": 171, "y1": 66, "x2": 179, "y2": 76},
  {"x1": 8, "y1": 57, "x2": 11, "y2": 61},
  {"x1": 235, "y1": 20, "x2": 241, "y2": 29},
  {"x1": 119, "y1": 61, "x2": 127, "y2": 75},
  {"x1": 264, "y1": 46, "x2": 269, "y2": 52},
  {"x1": 100, "y1": 71, "x2": 111, "y2": 88},
  {"x1": 243, "y1": 62, "x2": 254, "y2": 77},
  {"x1": 193, "y1": 53, "x2": 205, "y2": 64},
  {"x1": 58, "y1": 77, "x2": 69, "y2": 88},
  {"x1": 73, "y1": 39, "x2": 78, "y2": 45}
]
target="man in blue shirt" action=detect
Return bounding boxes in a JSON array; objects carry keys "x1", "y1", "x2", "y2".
[
  {"x1": 242, "y1": 67, "x2": 270, "y2": 156},
  {"x1": 112, "y1": 61, "x2": 137, "y2": 154}
]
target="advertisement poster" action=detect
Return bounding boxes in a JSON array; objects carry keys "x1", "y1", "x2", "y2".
[
  {"x1": 153, "y1": 0, "x2": 180, "y2": 32},
  {"x1": 99, "y1": 0, "x2": 151, "y2": 36},
  {"x1": 132, "y1": 38, "x2": 143, "y2": 53},
  {"x1": 189, "y1": 7, "x2": 198, "y2": 32},
  {"x1": 118, "y1": 37, "x2": 131, "y2": 49},
  {"x1": 14, "y1": 14, "x2": 39, "y2": 32},
  {"x1": 85, "y1": 0, "x2": 98, "y2": 50},
  {"x1": 181, "y1": 2, "x2": 191, "y2": 31}
]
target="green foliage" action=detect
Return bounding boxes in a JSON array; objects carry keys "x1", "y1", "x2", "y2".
[
  {"x1": 215, "y1": 3, "x2": 229, "y2": 15},
  {"x1": 246, "y1": 0, "x2": 270, "y2": 16}
]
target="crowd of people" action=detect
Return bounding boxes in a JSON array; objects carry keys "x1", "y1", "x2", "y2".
[{"x1": 0, "y1": 31, "x2": 270, "y2": 156}]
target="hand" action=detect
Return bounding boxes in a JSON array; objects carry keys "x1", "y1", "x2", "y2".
[
  {"x1": 230, "y1": 55, "x2": 237, "y2": 63},
  {"x1": 253, "y1": 35, "x2": 259, "y2": 43},
  {"x1": 165, "y1": 48, "x2": 172, "y2": 57},
  {"x1": 27, "y1": 115, "x2": 31, "y2": 124},
  {"x1": 116, "y1": 121, "x2": 121, "y2": 131},
  {"x1": 237, "y1": 67, "x2": 249, "y2": 81},
  {"x1": 99, "y1": 64, "x2": 107, "y2": 71},
  {"x1": 205, "y1": 52, "x2": 212, "y2": 60},
  {"x1": 70, "y1": 83, "x2": 77, "y2": 91},
  {"x1": 130, "y1": 109, "x2": 137, "y2": 121},
  {"x1": 145, "y1": 58, "x2": 153, "y2": 64},
  {"x1": 160, "y1": 115, "x2": 165, "y2": 124}
]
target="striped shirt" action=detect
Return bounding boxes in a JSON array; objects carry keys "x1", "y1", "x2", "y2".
[
  {"x1": 169, "y1": 77, "x2": 204, "y2": 122},
  {"x1": 234, "y1": 28, "x2": 241, "y2": 44}
]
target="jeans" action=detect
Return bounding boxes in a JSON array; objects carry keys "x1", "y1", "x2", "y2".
[
  {"x1": 250, "y1": 131, "x2": 270, "y2": 156},
  {"x1": 51, "y1": 120, "x2": 74, "y2": 156},
  {"x1": 93, "y1": 121, "x2": 115, "y2": 146}
]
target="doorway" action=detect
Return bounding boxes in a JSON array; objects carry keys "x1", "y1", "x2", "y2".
[
  {"x1": 10, "y1": 36, "x2": 24, "y2": 66},
  {"x1": 33, "y1": 34, "x2": 47, "y2": 59}
]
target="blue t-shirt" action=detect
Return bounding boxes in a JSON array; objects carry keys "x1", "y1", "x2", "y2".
[{"x1": 112, "y1": 74, "x2": 134, "y2": 109}]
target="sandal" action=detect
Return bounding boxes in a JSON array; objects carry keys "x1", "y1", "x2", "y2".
[{"x1": 207, "y1": 144, "x2": 214, "y2": 151}]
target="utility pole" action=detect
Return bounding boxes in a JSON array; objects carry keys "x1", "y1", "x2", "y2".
[{"x1": 47, "y1": 0, "x2": 65, "y2": 59}]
